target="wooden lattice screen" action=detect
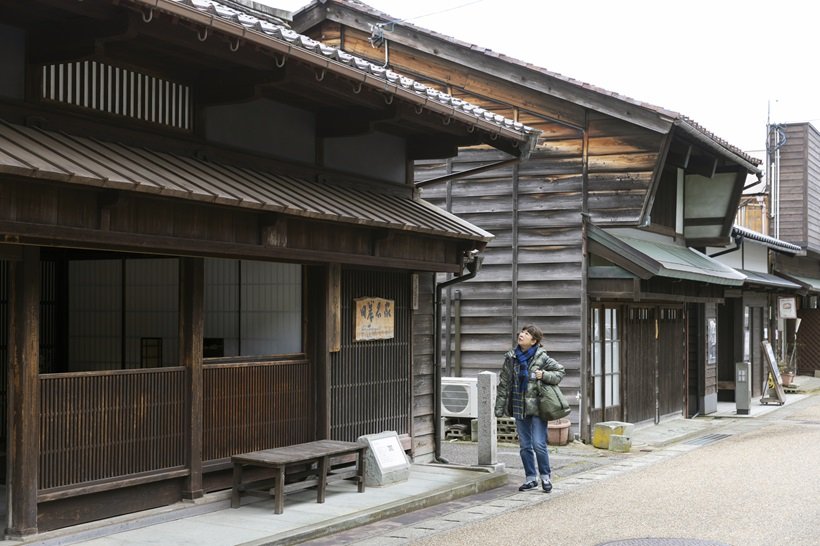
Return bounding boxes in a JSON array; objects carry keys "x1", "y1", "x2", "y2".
[
  {"x1": 797, "y1": 309, "x2": 820, "y2": 375},
  {"x1": 202, "y1": 358, "x2": 314, "y2": 461},
  {"x1": 39, "y1": 368, "x2": 186, "y2": 490},
  {"x1": 330, "y1": 269, "x2": 411, "y2": 441}
]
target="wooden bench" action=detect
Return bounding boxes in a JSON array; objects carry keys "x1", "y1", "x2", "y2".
[{"x1": 230, "y1": 439, "x2": 367, "y2": 515}]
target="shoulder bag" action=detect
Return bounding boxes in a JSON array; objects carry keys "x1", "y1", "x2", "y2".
[{"x1": 538, "y1": 381, "x2": 571, "y2": 421}]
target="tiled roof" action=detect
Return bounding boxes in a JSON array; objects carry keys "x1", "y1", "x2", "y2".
[
  {"x1": 318, "y1": 0, "x2": 760, "y2": 168},
  {"x1": 732, "y1": 225, "x2": 802, "y2": 254},
  {"x1": 135, "y1": 0, "x2": 539, "y2": 155}
]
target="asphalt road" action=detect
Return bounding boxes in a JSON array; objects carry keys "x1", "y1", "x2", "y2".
[{"x1": 416, "y1": 395, "x2": 820, "y2": 546}]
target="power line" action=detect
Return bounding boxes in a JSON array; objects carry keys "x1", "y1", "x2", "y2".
[{"x1": 370, "y1": 0, "x2": 486, "y2": 47}]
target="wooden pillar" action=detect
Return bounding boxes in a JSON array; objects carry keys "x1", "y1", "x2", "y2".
[
  {"x1": 179, "y1": 257, "x2": 204, "y2": 499},
  {"x1": 7, "y1": 246, "x2": 40, "y2": 538}
]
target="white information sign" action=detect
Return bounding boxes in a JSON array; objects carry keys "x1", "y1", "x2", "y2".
[{"x1": 371, "y1": 436, "x2": 407, "y2": 468}]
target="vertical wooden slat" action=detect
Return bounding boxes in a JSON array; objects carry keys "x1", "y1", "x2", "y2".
[
  {"x1": 39, "y1": 368, "x2": 185, "y2": 490},
  {"x1": 201, "y1": 358, "x2": 312, "y2": 460},
  {"x1": 180, "y1": 257, "x2": 204, "y2": 499},
  {"x1": 8, "y1": 246, "x2": 41, "y2": 537},
  {"x1": 330, "y1": 270, "x2": 411, "y2": 442}
]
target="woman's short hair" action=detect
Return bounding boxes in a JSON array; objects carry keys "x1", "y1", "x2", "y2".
[{"x1": 521, "y1": 324, "x2": 543, "y2": 345}]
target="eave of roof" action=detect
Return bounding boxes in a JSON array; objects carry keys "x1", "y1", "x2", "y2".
[
  {"x1": 125, "y1": 0, "x2": 539, "y2": 158},
  {"x1": 588, "y1": 226, "x2": 746, "y2": 286},
  {"x1": 299, "y1": 0, "x2": 760, "y2": 171},
  {"x1": 738, "y1": 270, "x2": 801, "y2": 290},
  {"x1": 775, "y1": 273, "x2": 820, "y2": 294},
  {"x1": 0, "y1": 118, "x2": 493, "y2": 243}
]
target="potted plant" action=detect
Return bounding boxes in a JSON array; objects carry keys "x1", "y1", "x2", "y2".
[
  {"x1": 547, "y1": 418, "x2": 571, "y2": 446},
  {"x1": 777, "y1": 359, "x2": 795, "y2": 387}
]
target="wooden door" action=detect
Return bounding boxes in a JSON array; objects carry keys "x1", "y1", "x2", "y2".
[
  {"x1": 657, "y1": 305, "x2": 685, "y2": 418},
  {"x1": 624, "y1": 305, "x2": 657, "y2": 423}
]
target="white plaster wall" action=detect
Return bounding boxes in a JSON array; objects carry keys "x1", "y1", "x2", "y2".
[
  {"x1": 204, "y1": 258, "x2": 240, "y2": 356},
  {"x1": 239, "y1": 260, "x2": 301, "y2": 355},
  {"x1": 69, "y1": 260, "x2": 122, "y2": 371},
  {"x1": 708, "y1": 240, "x2": 768, "y2": 273},
  {"x1": 124, "y1": 259, "x2": 179, "y2": 368},
  {"x1": 68, "y1": 258, "x2": 302, "y2": 369}
]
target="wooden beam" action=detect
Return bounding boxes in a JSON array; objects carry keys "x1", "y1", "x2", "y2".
[
  {"x1": 0, "y1": 220, "x2": 466, "y2": 273},
  {"x1": 328, "y1": 265, "x2": 341, "y2": 353},
  {"x1": 7, "y1": 246, "x2": 40, "y2": 538},
  {"x1": 666, "y1": 141, "x2": 692, "y2": 170},
  {"x1": 687, "y1": 153, "x2": 718, "y2": 178},
  {"x1": 179, "y1": 257, "x2": 204, "y2": 500}
]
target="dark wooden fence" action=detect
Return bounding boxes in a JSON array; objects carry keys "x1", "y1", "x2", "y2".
[
  {"x1": 39, "y1": 367, "x2": 186, "y2": 492},
  {"x1": 38, "y1": 356, "x2": 313, "y2": 497},
  {"x1": 203, "y1": 357, "x2": 313, "y2": 462}
]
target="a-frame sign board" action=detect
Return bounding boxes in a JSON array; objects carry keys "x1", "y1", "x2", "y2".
[{"x1": 760, "y1": 340, "x2": 786, "y2": 406}]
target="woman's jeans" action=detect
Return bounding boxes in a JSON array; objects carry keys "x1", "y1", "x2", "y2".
[{"x1": 515, "y1": 415, "x2": 551, "y2": 482}]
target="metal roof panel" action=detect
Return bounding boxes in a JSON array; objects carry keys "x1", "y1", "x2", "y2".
[{"x1": 0, "y1": 119, "x2": 491, "y2": 242}]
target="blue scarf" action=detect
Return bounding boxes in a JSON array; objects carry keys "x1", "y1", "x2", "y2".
[
  {"x1": 510, "y1": 344, "x2": 537, "y2": 419},
  {"x1": 515, "y1": 344, "x2": 537, "y2": 391}
]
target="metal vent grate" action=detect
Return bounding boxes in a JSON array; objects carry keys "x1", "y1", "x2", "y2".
[
  {"x1": 684, "y1": 433, "x2": 731, "y2": 446},
  {"x1": 41, "y1": 61, "x2": 191, "y2": 130}
]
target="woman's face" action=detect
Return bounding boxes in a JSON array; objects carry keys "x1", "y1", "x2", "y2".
[{"x1": 518, "y1": 329, "x2": 535, "y2": 350}]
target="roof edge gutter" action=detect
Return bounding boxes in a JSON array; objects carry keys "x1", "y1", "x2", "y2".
[{"x1": 673, "y1": 120, "x2": 761, "y2": 174}]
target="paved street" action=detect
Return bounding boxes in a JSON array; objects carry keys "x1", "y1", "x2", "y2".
[
  {"x1": 421, "y1": 395, "x2": 820, "y2": 546},
  {"x1": 308, "y1": 392, "x2": 820, "y2": 546}
]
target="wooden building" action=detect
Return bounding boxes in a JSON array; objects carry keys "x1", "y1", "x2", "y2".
[
  {"x1": 768, "y1": 122, "x2": 820, "y2": 377},
  {"x1": 708, "y1": 225, "x2": 802, "y2": 406},
  {"x1": 293, "y1": 0, "x2": 770, "y2": 439},
  {"x1": 0, "y1": 0, "x2": 538, "y2": 536}
]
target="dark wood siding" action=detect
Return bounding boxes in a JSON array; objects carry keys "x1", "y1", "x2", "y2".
[
  {"x1": 587, "y1": 114, "x2": 664, "y2": 225},
  {"x1": 778, "y1": 124, "x2": 809, "y2": 246},
  {"x1": 418, "y1": 115, "x2": 664, "y2": 430},
  {"x1": 419, "y1": 147, "x2": 584, "y2": 418},
  {"x1": 624, "y1": 306, "x2": 657, "y2": 423},
  {"x1": 412, "y1": 273, "x2": 436, "y2": 461},
  {"x1": 657, "y1": 306, "x2": 685, "y2": 417}
]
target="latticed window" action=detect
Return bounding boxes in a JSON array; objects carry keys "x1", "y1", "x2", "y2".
[
  {"x1": 591, "y1": 306, "x2": 621, "y2": 409},
  {"x1": 40, "y1": 60, "x2": 191, "y2": 130}
]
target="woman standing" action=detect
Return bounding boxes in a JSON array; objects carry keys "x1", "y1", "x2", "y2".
[{"x1": 494, "y1": 324, "x2": 565, "y2": 492}]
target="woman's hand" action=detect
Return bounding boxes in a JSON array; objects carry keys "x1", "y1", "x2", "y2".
[{"x1": 535, "y1": 370, "x2": 543, "y2": 380}]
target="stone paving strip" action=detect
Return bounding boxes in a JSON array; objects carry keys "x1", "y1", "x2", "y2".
[{"x1": 303, "y1": 416, "x2": 779, "y2": 545}]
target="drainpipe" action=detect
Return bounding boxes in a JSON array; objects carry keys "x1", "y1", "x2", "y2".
[
  {"x1": 707, "y1": 233, "x2": 743, "y2": 258},
  {"x1": 434, "y1": 252, "x2": 483, "y2": 463}
]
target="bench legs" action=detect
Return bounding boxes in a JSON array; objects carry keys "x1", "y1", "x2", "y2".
[
  {"x1": 231, "y1": 464, "x2": 242, "y2": 509},
  {"x1": 317, "y1": 456, "x2": 329, "y2": 504},
  {"x1": 273, "y1": 465, "x2": 285, "y2": 515},
  {"x1": 231, "y1": 447, "x2": 368, "y2": 515}
]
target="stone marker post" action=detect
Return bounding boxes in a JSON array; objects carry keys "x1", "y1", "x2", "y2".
[{"x1": 477, "y1": 371, "x2": 498, "y2": 466}]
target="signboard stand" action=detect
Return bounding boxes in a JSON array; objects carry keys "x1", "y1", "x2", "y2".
[
  {"x1": 356, "y1": 431, "x2": 410, "y2": 487},
  {"x1": 760, "y1": 340, "x2": 786, "y2": 406}
]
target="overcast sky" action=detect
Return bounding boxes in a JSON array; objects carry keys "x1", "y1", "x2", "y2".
[{"x1": 263, "y1": 0, "x2": 819, "y2": 165}]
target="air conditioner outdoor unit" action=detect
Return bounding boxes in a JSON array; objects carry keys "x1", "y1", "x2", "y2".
[{"x1": 441, "y1": 377, "x2": 478, "y2": 419}]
